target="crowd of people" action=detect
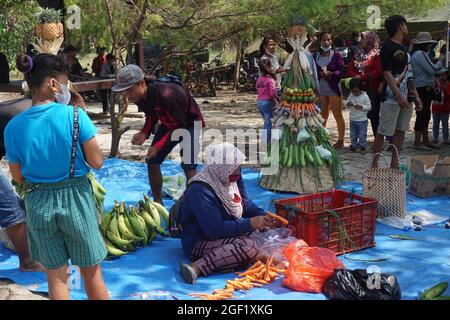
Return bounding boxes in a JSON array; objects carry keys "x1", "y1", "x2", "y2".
[
  {"x1": 256, "y1": 15, "x2": 449, "y2": 160},
  {"x1": 0, "y1": 14, "x2": 449, "y2": 301}
]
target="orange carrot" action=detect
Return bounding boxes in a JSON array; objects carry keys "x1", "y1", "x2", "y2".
[
  {"x1": 227, "y1": 280, "x2": 246, "y2": 290},
  {"x1": 238, "y1": 264, "x2": 265, "y2": 277},
  {"x1": 252, "y1": 279, "x2": 270, "y2": 285},
  {"x1": 263, "y1": 256, "x2": 270, "y2": 281},
  {"x1": 256, "y1": 268, "x2": 266, "y2": 279},
  {"x1": 270, "y1": 267, "x2": 286, "y2": 273},
  {"x1": 267, "y1": 212, "x2": 289, "y2": 226}
]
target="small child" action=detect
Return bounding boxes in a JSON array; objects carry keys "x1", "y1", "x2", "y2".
[
  {"x1": 432, "y1": 69, "x2": 450, "y2": 145},
  {"x1": 347, "y1": 78, "x2": 372, "y2": 153},
  {"x1": 256, "y1": 58, "x2": 278, "y2": 145}
]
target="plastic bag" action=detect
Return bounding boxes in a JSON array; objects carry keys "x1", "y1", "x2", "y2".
[
  {"x1": 162, "y1": 174, "x2": 186, "y2": 201},
  {"x1": 322, "y1": 269, "x2": 401, "y2": 300},
  {"x1": 282, "y1": 242, "x2": 345, "y2": 293},
  {"x1": 249, "y1": 228, "x2": 299, "y2": 267},
  {"x1": 296, "y1": 128, "x2": 310, "y2": 143},
  {"x1": 377, "y1": 209, "x2": 449, "y2": 230},
  {"x1": 315, "y1": 145, "x2": 332, "y2": 160}
]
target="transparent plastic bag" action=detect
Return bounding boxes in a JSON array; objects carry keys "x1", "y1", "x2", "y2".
[
  {"x1": 162, "y1": 174, "x2": 186, "y2": 201},
  {"x1": 249, "y1": 228, "x2": 299, "y2": 267},
  {"x1": 282, "y1": 242, "x2": 345, "y2": 293},
  {"x1": 315, "y1": 145, "x2": 332, "y2": 160},
  {"x1": 296, "y1": 128, "x2": 310, "y2": 143}
]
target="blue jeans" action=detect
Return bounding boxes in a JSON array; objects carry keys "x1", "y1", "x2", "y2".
[
  {"x1": 350, "y1": 120, "x2": 368, "y2": 149},
  {"x1": 432, "y1": 113, "x2": 449, "y2": 142},
  {"x1": 0, "y1": 168, "x2": 26, "y2": 228},
  {"x1": 257, "y1": 99, "x2": 274, "y2": 145}
]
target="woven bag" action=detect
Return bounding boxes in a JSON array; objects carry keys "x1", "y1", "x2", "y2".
[{"x1": 363, "y1": 145, "x2": 406, "y2": 219}]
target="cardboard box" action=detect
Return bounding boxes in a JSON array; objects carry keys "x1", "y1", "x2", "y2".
[{"x1": 406, "y1": 155, "x2": 450, "y2": 198}]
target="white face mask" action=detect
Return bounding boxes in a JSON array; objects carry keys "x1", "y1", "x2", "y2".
[
  {"x1": 53, "y1": 80, "x2": 71, "y2": 105},
  {"x1": 321, "y1": 46, "x2": 332, "y2": 52}
]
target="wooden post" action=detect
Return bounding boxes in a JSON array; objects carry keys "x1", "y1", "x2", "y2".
[
  {"x1": 135, "y1": 40, "x2": 145, "y2": 70},
  {"x1": 233, "y1": 36, "x2": 243, "y2": 94}
]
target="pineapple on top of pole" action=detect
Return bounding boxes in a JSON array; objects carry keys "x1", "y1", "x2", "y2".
[{"x1": 33, "y1": 7, "x2": 64, "y2": 56}]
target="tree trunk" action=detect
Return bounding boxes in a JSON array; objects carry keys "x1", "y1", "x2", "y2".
[
  {"x1": 233, "y1": 36, "x2": 243, "y2": 94},
  {"x1": 109, "y1": 92, "x2": 131, "y2": 158},
  {"x1": 104, "y1": 0, "x2": 148, "y2": 157}
]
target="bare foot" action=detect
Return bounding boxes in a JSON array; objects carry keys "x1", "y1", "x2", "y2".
[{"x1": 20, "y1": 260, "x2": 45, "y2": 272}]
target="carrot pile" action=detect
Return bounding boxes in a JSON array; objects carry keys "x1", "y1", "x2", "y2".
[
  {"x1": 189, "y1": 255, "x2": 286, "y2": 300},
  {"x1": 281, "y1": 100, "x2": 320, "y2": 121}
]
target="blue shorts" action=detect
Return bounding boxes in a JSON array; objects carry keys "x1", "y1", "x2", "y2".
[
  {"x1": 146, "y1": 125, "x2": 199, "y2": 172},
  {"x1": 0, "y1": 168, "x2": 26, "y2": 228}
]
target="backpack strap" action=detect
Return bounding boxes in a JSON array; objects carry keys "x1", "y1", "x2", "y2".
[
  {"x1": 179, "y1": 180, "x2": 218, "y2": 229},
  {"x1": 69, "y1": 106, "x2": 79, "y2": 179}
]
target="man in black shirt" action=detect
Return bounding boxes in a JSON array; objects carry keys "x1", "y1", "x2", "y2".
[{"x1": 372, "y1": 15, "x2": 422, "y2": 169}]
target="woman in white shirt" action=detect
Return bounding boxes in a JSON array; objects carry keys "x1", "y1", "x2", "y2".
[{"x1": 259, "y1": 37, "x2": 284, "y2": 91}]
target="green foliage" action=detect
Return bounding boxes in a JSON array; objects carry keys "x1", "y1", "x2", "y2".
[
  {"x1": 0, "y1": 0, "x2": 39, "y2": 68},
  {"x1": 269, "y1": 0, "x2": 449, "y2": 33},
  {"x1": 64, "y1": 0, "x2": 112, "y2": 54}
]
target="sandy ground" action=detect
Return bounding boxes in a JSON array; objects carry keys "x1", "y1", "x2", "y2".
[{"x1": 1, "y1": 89, "x2": 449, "y2": 299}]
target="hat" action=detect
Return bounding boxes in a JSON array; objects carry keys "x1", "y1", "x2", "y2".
[
  {"x1": 111, "y1": 64, "x2": 144, "y2": 92},
  {"x1": 414, "y1": 32, "x2": 437, "y2": 45}
]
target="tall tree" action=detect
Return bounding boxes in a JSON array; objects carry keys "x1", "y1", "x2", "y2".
[{"x1": 103, "y1": 0, "x2": 149, "y2": 157}]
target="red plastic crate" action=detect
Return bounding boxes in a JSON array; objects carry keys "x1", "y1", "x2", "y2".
[{"x1": 274, "y1": 190, "x2": 377, "y2": 255}]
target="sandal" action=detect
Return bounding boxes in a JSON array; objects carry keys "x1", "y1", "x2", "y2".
[
  {"x1": 179, "y1": 261, "x2": 198, "y2": 284},
  {"x1": 333, "y1": 140, "x2": 344, "y2": 149}
]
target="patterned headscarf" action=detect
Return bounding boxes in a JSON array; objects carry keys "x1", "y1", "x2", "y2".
[
  {"x1": 189, "y1": 143, "x2": 246, "y2": 219},
  {"x1": 361, "y1": 31, "x2": 380, "y2": 52},
  {"x1": 354, "y1": 31, "x2": 380, "y2": 73}
]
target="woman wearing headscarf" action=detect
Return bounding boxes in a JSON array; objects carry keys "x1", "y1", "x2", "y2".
[
  {"x1": 315, "y1": 31, "x2": 346, "y2": 149},
  {"x1": 178, "y1": 143, "x2": 276, "y2": 284},
  {"x1": 347, "y1": 31, "x2": 384, "y2": 136}
]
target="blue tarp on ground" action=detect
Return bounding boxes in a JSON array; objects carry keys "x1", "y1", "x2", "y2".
[{"x1": 1, "y1": 158, "x2": 449, "y2": 300}]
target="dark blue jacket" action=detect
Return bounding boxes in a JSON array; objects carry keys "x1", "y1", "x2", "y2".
[{"x1": 179, "y1": 177, "x2": 265, "y2": 257}]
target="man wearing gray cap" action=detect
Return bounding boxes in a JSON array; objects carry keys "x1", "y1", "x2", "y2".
[{"x1": 112, "y1": 64, "x2": 205, "y2": 204}]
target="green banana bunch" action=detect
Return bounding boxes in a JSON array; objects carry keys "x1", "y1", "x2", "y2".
[
  {"x1": 105, "y1": 238, "x2": 127, "y2": 257},
  {"x1": 87, "y1": 173, "x2": 107, "y2": 217},
  {"x1": 99, "y1": 195, "x2": 170, "y2": 258},
  {"x1": 11, "y1": 180, "x2": 26, "y2": 199},
  {"x1": 128, "y1": 206, "x2": 148, "y2": 245},
  {"x1": 143, "y1": 195, "x2": 169, "y2": 237}
]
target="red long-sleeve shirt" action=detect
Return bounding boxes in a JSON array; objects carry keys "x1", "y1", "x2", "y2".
[
  {"x1": 347, "y1": 54, "x2": 383, "y2": 94},
  {"x1": 137, "y1": 82, "x2": 205, "y2": 151}
]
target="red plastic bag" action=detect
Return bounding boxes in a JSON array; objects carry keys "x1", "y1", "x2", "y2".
[{"x1": 282, "y1": 241, "x2": 345, "y2": 293}]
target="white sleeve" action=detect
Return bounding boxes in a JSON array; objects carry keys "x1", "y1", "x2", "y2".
[{"x1": 361, "y1": 94, "x2": 372, "y2": 111}]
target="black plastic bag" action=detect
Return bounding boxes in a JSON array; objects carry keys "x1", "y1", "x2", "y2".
[{"x1": 323, "y1": 269, "x2": 401, "y2": 300}]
